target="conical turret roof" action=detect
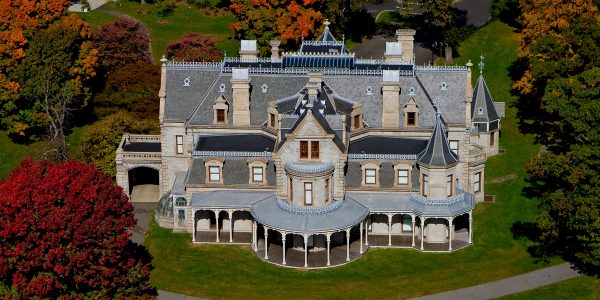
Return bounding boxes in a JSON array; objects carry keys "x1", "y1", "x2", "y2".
[
  {"x1": 471, "y1": 73, "x2": 500, "y2": 123},
  {"x1": 418, "y1": 113, "x2": 458, "y2": 167}
]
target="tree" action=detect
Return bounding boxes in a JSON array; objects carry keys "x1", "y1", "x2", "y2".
[
  {"x1": 95, "y1": 17, "x2": 152, "y2": 75},
  {"x1": 93, "y1": 62, "x2": 160, "y2": 119},
  {"x1": 420, "y1": 0, "x2": 455, "y2": 27},
  {"x1": 15, "y1": 14, "x2": 98, "y2": 160},
  {"x1": 80, "y1": 112, "x2": 159, "y2": 177},
  {"x1": 166, "y1": 32, "x2": 223, "y2": 61},
  {"x1": 0, "y1": 0, "x2": 73, "y2": 137},
  {"x1": 0, "y1": 159, "x2": 155, "y2": 298}
]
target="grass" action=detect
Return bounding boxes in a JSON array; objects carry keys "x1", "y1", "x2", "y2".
[
  {"x1": 498, "y1": 276, "x2": 600, "y2": 300},
  {"x1": 144, "y1": 20, "x2": 569, "y2": 299},
  {"x1": 0, "y1": 132, "x2": 45, "y2": 179},
  {"x1": 99, "y1": 1, "x2": 239, "y2": 62},
  {"x1": 74, "y1": 10, "x2": 119, "y2": 29}
]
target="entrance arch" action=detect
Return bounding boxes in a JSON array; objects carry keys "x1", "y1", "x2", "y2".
[{"x1": 127, "y1": 167, "x2": 159, "y2": 201}]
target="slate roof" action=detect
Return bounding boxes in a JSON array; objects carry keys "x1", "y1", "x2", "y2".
[
  {"x1": 251, "y1": 197, "x2": 369, "y2": 233},
  {"x1": 418, "y1": 113, "x2": 458, "y2": 167},
  {"x1": 194, "y1": 134, "x2": 275, "y2": 152},
  {"x1": 122, "y1": 142, "x2": 161, "y2": 152},
  {"x1": 347, "y1": 192, "x2": 474, "y2": 217},
  {"x1": 186, "y1": 158, "x2": 276, "y2": 186},
  {"x1": 471, "y1": 74, "x2": 500, "y2": 124},
  {"x1": 349, "y1": 137, "x2": 428, "y2": 154},
  {"x1": 164, "y1": 70, "x2": 220, "y2": 121},
  {"x1": 191, "y1": 190, "x2": 275, "y2": 208}
]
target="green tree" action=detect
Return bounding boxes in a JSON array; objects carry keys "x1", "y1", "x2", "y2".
[
  {"x1": 420, "y1": 0, "x2": 454, "y2": 26},
  {"x1": 80, "y1": 112, "x2": 159, "y2": 177}
]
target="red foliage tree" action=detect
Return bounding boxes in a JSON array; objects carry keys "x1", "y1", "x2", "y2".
[
  {"x1": 166, "y1": 32, "x2": 223, "y2": 62},
  {"x1": 0, "y1": 159, "x2": 155, "y2": 298},
  {"x1": 95, "y1": 17, "x2": 152, "y2": 74}
]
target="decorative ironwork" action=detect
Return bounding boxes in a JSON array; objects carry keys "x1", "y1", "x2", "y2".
[
  {"x1": 277, "y1": 198, "x2": 343, "y2": 215},
  {"x1": 348, "y1": 153, "x2": 417, "y2": 160},
  {"x1": 414, "y1": 65, "x2": 468, "y2": 72},
  {"x1": 192, "y1": 150, "x2": 272, "y2": 158}
]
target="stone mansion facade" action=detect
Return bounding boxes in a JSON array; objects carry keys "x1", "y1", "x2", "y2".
[{"x1": 116, "y1": 25, "x2": 504, "y2": 268}]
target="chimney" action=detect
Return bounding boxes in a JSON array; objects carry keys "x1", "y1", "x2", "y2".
[
  {"x1": 381, "y1": 70, "x2": 401, "y2": 128},
  {"x1": 230, "y1": 68, "x2": 251, "y2": 126},
  {"x1": 306, "y1": 72, "x2": 322, "y2": 99},
  {"x1": 158, "y1": 55, "x2": 168, "y2": 124},
  {"x1": 270, "y1": 40, "x2": 281, "y2": 61},
  {"x1": 240, "y1": 40, "x2": 258, "y2": 60},
  {"x1": 396, "y1": 29, "x2": 416, "y2": 63},
  {"x1": 465, "y1": 60, "x2": 473, "y2": 130},
  {"x1": 384, "y1": 42, "x2": 403, "y2": 62}
]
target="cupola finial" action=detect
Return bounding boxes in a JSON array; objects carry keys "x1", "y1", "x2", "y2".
[{"x1": 478, "y1": 54, "x2": 485, "y2": 74}]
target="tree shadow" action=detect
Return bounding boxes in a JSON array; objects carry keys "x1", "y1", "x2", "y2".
[
  {"x1": 510, "y1": 221, "x2": 552, "y2": 264},
  {"x1": 124, "y1": 240, "x2": 159, "y2": 296}
]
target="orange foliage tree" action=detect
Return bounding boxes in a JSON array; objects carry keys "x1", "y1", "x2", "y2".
[{"x1": 229, "y1": 0, "x2": 324, "y2": 54}]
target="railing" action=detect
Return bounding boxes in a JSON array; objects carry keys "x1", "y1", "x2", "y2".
[
  {"x1": 302, "y1": 40, "x2": 345, "y2": 46},
  {"x1": 283, "y1": 51, "x2": 355, "y2": 57},
  {"x1": 121, "y1": 153, "x2": 162, "y2": 159},
  {"x1": 414, "y1": 65, "x2": 468, "y2": 72},
  {"x1": 224, "y1": 57, "x2": 282, "y2": 63},
  {"x1": 192, "y1": 150, "x2": 272, "y2": 158},
  {"x1": 277, "y1": 198, "x2": 343, "y2": 215},
  {"x1": 348, "y1": 153, "x2": 417, "y2": 160},
  {"x1": 410, "y1": 189, "x2": 473, "y2": 206},
  {"x1": 167, "y1": 61, "x2": 223, "y2": 70},
  {"x1": 355, "y1": 58, "x2": 413, "y2": 65},
  {"x1": 125, "y1": 134, "x2": 160, "y2": 143}
]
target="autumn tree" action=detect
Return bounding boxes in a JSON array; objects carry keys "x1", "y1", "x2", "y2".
[
  {"x1": 166, "y1": 32, "x2": 223, "y2": 61},
  {"x1": 515, "y1": 0, "x2": 600, "y2": 274},
  {"x1": 0, "y1": 159, "x2": 155, "y2": 298},
  {"x1": 80, "y1": 112, "x2": 159, "y2": 176},
  {"x1": 94, "y1": 62, "x2": 160, "y2": 119},
  {"x1": 15, "y1": 14, "x2": 98, "y2": 160},
  {"x1": 0, "y1": 0, "x2": 73, "y2": 137},
  {"x1": 95, "y1": 17, "x2": 152, "y2": 75}
]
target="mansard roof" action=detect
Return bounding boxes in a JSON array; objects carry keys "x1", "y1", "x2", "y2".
[
  {"x1": 471, "y1": 74, "x2": 500, "y2": 123},
  {"x1": 418, "y1": 113, "x2": 458, "y2": 167},
  {"x1": 195, "y1": 134, "x2": 275, "y2": 152},
  {"x1": 348, "y1": 137, "x2": 427, "y2": 156}
]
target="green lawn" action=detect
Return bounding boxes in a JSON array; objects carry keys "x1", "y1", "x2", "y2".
[
  {"x1": 144, "y1": 20, "x2": 567, "y2": 299},
  {"x1": 498, "y1": 276, "x2": 600, "y2": 300},
  {"x1": 97, "y1": 1, "x2": 239, "y2": 62},
  {"x1": 0, "y1": 132, "x2": 45, "y2": 179},
  {"x1": 74, "y1": 10, "x2": 119, "y2": 29}
]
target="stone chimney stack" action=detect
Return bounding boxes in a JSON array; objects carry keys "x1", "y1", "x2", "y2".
[
  {"x1": 240, "y1": 40, "x2": 258, "y2": 60},
  {"x1": 158, "y1": 55, "x2": 168, "y2": 124},
  {"x1": 270, "y1": 40, "x2": 281, "y2": 60},
  {"x1": 384, "y1": 42, "x2": 403, "y2": 62},
  {"x1": 465, "y1": 60, "x2": 474, "y2": 129},
  {"x1": 381, "y1": 70, "x2": 401, "y2": 128},
  {"x1": 230, "y1": 68, "x2": 251, "y2": 126},
  {"x1": 396, "y1": 29, "x2": 416, "y2": 63},
  {"x1": 306, "y1": 72, "x2": 322, "y2": 99}
]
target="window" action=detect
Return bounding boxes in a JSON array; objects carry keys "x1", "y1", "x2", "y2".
[
  {"x1": 175, "y1": 196, "x2": 186, "y2": 206},
  {"x1": 402, "y1": 215, "x2": 412, "y2": 232},
  {"x1": 325, "y1": 178, "x2": 330, "y2": 203},
  {"x1": 216, "y1": 109, "x2": 225, "y2": 123},
  {"x1": 474, "y1": 172, "x2": 481, "y2": 193},
  {"x1": 311, "y1": 141, "x2": 319, "y2": 159},
  {"x1": 304, "y1": 182, "x2": 313, "y2": 205},
  {"x1": 300, "y1": 141, "x2": 309, "y2": 158},
  {"x1": 354, "y1": 115, "x2": 361, "y2": 129},
  {"x1": 365, "y1": 169, "x2": 377, "y2": 185},
  {"x1": 490, "y1": 132, "x2": 495, "y2": 146},
  {"x1": 270, "y1": 113, "x2": 276, "y2": 127},
  {"x1": 177, "y1": 209, "x2": 186, "y2": 225},
  {"x1": 449, "y1": 140, "x2": 459, "y2": 156},
  {"x1": 209, "y1": 166, "x2": 221, "y2": 182},
  {"x1": 447, "y1": 175, "x2": 453, "y2": 197},
  {"x1": 289, "y1": 177, "x2": 293, "y2": 201},
  {"x1": 252, "y1": 166, "x2": 264, "y2": 182},
  {"x1": 176, "y1": 135, "x2": 184, "y2": 154},
  {"x1": 406, "y1": 112, "x2": 416, "y2": 126},
  {"x1": 422, "y1": 174, "x2": 429, "y2": 197},
  {"x1": 397, "y1": 169, "x2": 409, "y2": 185}
]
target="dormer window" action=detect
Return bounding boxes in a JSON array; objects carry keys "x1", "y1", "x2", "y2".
[
  {"x1": 269, "y1": 113, "x2": 276, "y2": 127},
  {"x1": 248, "y1": 159, "x2": 267, "y2": 185},
  {"x1": 213, "y1": 95, "x2": 228, "y2": 125},
  {"x1": 205, "y1": 159, "x2": 224, "y2": 184},
  {"x1": 299, "y1": 141, "x2": 319, "y2": 159},
  {"x1": 404, "y1": 99, "x2": 419, "y2": 127},
  {"x1": 361, "y1": 161, "x2": 380, "y2": 187},
  {"x1": 216, "y1": 109, "x2": 225, "y2": 123}
]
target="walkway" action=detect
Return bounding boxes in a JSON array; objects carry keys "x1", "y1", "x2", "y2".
[
  {"x1": 68, "y1": 0, "x2": 108, "y2": 12},
  {"x1": 411, "y1": 263, "x2": 581, "y2": 300}
]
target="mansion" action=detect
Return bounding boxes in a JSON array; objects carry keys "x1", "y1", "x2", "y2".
[{"x1": 115, "y1": 24, "x2": 503, "y2": 268}]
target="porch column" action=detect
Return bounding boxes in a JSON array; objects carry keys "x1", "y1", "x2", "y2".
[
  {"x1": 192, "y1": 209, "x2": 196, "y2": 242},
  {"x1": 411, "y1": 214, "x2": 416, "y2": 247},
  {"x1": 365, "y1": 217, "x2": 369, "y2": 246},
  {"x1": 228, "y1": 210, "x2": 234, "y2": 243},
  {"x1": 420, "y1": 217, "x2": 425, "y2": 250},
  {"x1": 346, "y1": 228, "x2": 351, "y2": 262},
  {"x1": 359, "y1": 221, "x2": 364, "y2": 254},
  {"x1": 252, "y1": 220, "x2": 257, "y2": 251},
  {"x1": 326, "y1": 232, "x2": 331, "y2": 266},
  {"x1": 264, "y1": 227, "x2": 269, "y2": 260},
  {"x1": 215, "y1": 210, "x2": 221, "y2": 243},
  {"x1": 387, "y1": 213, "x2": 393, "y2": 246},
  {"x1": 303, "y1": 234, "x2": 309, "y2": 268},
  {"x1": 282, "y1": 232, "x2": 287, "y2": 265},
  {"x1": 447, "y1": 217, "x2": 453, "y2": 251},
  {"x1": 468, "y1": 210, "x2": 473, "y2": 244}
]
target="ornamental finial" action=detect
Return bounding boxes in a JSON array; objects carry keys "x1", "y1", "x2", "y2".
[
  {"x1": 478, "y1": 54, "x2": 485, "y2": 74},
  {"x1": 324, "y1": 19, "x2": 330, "y2": 27}
]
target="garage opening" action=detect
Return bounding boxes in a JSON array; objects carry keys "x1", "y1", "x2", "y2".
[{"x1": 128, "y1": 167, "x2": 159, "y2": 202}]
